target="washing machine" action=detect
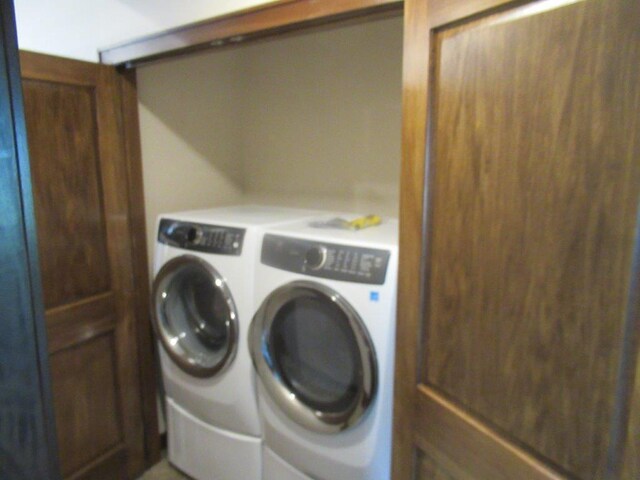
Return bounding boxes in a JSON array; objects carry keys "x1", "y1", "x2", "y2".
[
  {"x1": 248, "y1": 215, "x2": 398, "y2": 480},
  {"x1": 150, "y1": 205, "x2": 319, "y2": 480}
]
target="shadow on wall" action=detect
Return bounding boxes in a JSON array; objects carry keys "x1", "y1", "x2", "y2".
[
  {"x1": 137, "y1": 46, "x2": 245, "y2": 196},
  {"x1": 136, "y1": 15, "x2": 403, "y2": 219}
]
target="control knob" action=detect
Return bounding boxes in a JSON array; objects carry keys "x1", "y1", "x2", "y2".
[
  {"x1": 186, "y1": 226, "x2": 203, "y2": 245},
  {"x1": 305, "y1": 246, "x2": 327, "y2": 270}
]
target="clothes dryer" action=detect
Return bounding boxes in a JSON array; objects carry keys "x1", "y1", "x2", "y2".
[
  {"x1": 249, "y1": 215, "x2": 398, "y2": 480},
  {"x1": 151, "y1": 205, "x2": 318, "y2": 480}
]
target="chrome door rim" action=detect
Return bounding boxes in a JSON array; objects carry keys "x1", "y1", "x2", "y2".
[
  {"x1": 249, "y1": 280, "x2": 377, "y2": 433},
  {"x1": 151, "y1": 255, "x2": 238, "y2": 378}
]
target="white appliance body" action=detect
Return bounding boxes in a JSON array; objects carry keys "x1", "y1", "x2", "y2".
[
  {"x1": 249, "y1": 217, "x2": 398, "y2": 480},
  {"x1": 151, "y1": 205, "x2": 318, "y2": 480}
]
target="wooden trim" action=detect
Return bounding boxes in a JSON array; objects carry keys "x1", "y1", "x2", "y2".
[
  {"x1": 391, "y1": 0, "x2": 429, "y2": 478},
  {"x1": 66, "y1": 444, "x2": 126, "y2": 480},
  {"x1": 45, "y1": 292, "x2": 114, "y2": 321},
  {"x1": 116, "y1": 67, "x2": 161, "y2": 468},
  {"x1": 426, "y1": 0, "x2": 515, "y2": 28},
  {"x1": 99, "y1": 0, "x2": 403, "y2": 67},
  {"x1": 95, "y1": 63, "x2": 148, "y2": 478},
  {"x1": 19, "y1": 50, "x2": 98, "y2": 86},
  {"x1": 45, "y1": 293, "x2": 117, "y2": 354},
  {"x1": 415, "y1": 386, "x2": 564, "y2": 480}
]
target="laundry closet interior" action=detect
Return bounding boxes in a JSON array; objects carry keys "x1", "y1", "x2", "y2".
[
  {"x1": 134, "y1": 13, "x2": 403, "y2": 265},
  {"x1": 134, "y1": 0, "x2": 404, "y2": 454},
  {"x1": 13, "y1": 0, "x2": 640, "y2": 479},
  {"x1": 17, "y1": 2, "x2": 406, "y2": 478}
]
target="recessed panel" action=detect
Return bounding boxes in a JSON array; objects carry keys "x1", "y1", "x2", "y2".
[
  {"x1": 424, "y1": 0, "x2": 640, "y2": 477},
  {"x1": 22, "y1": 80, "x2": 110, "y2": 309},
  {"x1": 49, "y1": 333, "x2": 122, "y2": 477}
]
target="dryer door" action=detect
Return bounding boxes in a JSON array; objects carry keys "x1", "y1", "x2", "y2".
[
  {"x1": 249, "y1": 280, "x2": 377, "y2": 433},
  {"x1": 152, "y1": 255, "x2": 238, "y2": 378}
]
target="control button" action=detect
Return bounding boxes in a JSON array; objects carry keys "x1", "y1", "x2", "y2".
[{"x1": 305, "y1": 246, "x2": 327, "y2": 270}]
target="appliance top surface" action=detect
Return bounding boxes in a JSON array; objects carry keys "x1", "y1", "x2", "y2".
[
  {"x1": 265, "y1": 214, "x2": 399, "y2": 249},
  {"x1": 159, "y1": 204, "x2": 322, "y2": 228}
]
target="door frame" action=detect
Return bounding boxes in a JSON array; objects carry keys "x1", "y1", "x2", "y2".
[{"x1": 0, "y1": 1, "x2": 60, "y2": 478}]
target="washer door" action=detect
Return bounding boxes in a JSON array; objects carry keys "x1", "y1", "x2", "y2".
[
  {"x1": 249, "y1": 280, "x2": 377, "y2": 433},
  {"x1": 152, "y1": 255, "x2": 238, "y2": 378}
]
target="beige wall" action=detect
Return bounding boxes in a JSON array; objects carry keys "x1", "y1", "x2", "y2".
[
  {"x1": 240, "y1": 17, "x2": 402, "y2": 216},
  {"x1": 137, "y1": 48, "x2": 246, "y2": 259},
  {"x1": 137, "y1": 16, "x2": 403, "y2": 264}
]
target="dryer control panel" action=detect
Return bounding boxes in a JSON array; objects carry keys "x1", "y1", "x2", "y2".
[
  {"x1": 261, "y1": 234, "x2": 390, "y2": 285},
  {"x1": 158, "y1": 219, "x2": 245, "y2": 255}
]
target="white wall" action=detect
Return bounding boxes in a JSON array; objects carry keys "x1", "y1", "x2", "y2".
[
  {"x1": 14, "y1": 0, "x2": 276, "y2": 62},
  {"x1": 137, "y1": 16, "x2": 403, "y2": 263}
]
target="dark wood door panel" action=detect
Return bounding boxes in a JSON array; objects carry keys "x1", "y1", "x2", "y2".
[
  {"x1": 394, "y1": 0, "x2": 640, "y2": 478},
  {"x1": 416, "y1": 450, "x2": 457, "y2": 480},
  {"x1": 415, "y1": 387, "x2": 561, "y2": 480},
  {"x1": 49, "y1": 333, "x2": 122, "y2": 477},
  {"x1": 45, "y1": 293, "x2": 116, "y2": 354},
  {"x1": 21, "y1": 51, "x2": 148, "y2": 479},
  {"x1": 422, "y1": 0, "x2": 640, "y2": 476},
  {"x1": 22, "y1": 79, "x2": 111, "y2": 310}
]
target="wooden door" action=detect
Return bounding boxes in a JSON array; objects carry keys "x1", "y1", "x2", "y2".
[
  {"x1": 0, "y1": 3, "x2": 60, "y2": 479},
  {"x1": 20, "y1": 52, "x2": 148, "y2": 480},
  {"x1": 393, "y1": 0, "x2": 640, "y2": 479}
]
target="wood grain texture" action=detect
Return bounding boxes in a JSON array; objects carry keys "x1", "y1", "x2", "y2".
[
  {"x1": 415, "y1": 386, "x2": 562, "y2": 480},
  {"x1": 49, "y1": 334, "x2": 122, "y2": 478},
  {"x1": 425, "y1": 0, "x2": 513, "y2": 29},
  {"x1": 623, "y1": 355, "x2": 640, "y2": 478},
  {"x1": 21, "y1": 51, "x2": 147, "y2": 480},
  {"x1": 117, "y1": 68, "x2": 161, "y2": 468},
  {"x1": 99, "y1": 0, "x2": 402, "y2": 66},
  {"x1": 22, "y1": 79, "x2": 111, "y2": 310},
  {"x1": 391, "y1": 0, "x2": 430, "y2": 478},
  {"x1": 95, "y1": 64, "x2": 147, "y2": 478},
  {"x1": 19, "y1": 51, "x2": 97, "y2": 87},
  {"x1": 424, "y1": 0, "x2": 640, "y2": 477},
  {"x1": 416, "y1": 450, "x2": 457, "y2": 480},
  {"x1": 45, "y1": 293, "x2": 116, "y2": 354},
  {"x1": 67, "y1": 446, "x2": 126, "y2": 480}
]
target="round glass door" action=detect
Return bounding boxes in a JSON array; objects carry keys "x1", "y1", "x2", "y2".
[
  {"x1": 249, "y1": 280, "x2": 377, "y2": 433},
  {"x1": 152, "y1": 255, "x2": 238, "y2": 378}
]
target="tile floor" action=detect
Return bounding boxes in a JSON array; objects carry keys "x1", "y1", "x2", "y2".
[{"x1": 137, "y1": 458, "x2": 190, "y2": 480}]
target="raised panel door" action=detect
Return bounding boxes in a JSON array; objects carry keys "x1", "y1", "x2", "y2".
[
  {"x1": 21, "y1": 51, "x2": 147, "y2": 480},
  {"x1": 394, "y1": 0, "x2": 640, "y2": 478}
]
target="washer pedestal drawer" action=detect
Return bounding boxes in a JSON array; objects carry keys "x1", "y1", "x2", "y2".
[{"x1": 167, "y1": 397, "x2": 261, "y2": 480}]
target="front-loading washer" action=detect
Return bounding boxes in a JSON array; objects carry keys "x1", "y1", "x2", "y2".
[
  {"x1": 248, "y1": 215, "x2": 398, "y2": 480},
  {"x1": 150, "y1": 205, "x2": 319, "y2": 480}
]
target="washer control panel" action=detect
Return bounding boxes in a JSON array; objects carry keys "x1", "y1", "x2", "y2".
[
  {"x1": 158, "y1": 219, "x2": 245, "y2": 255},
  {"x1": 261, "y1": 234, "x2": 390, "y2": 285}
]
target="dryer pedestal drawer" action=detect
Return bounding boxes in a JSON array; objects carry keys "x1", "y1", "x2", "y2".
[
  {"x1": 167, "y1": 398, "x2": 261, "y2": 480},
  {"x1": 263, "y1": 447, "x2": 312, "y2": 480}
]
